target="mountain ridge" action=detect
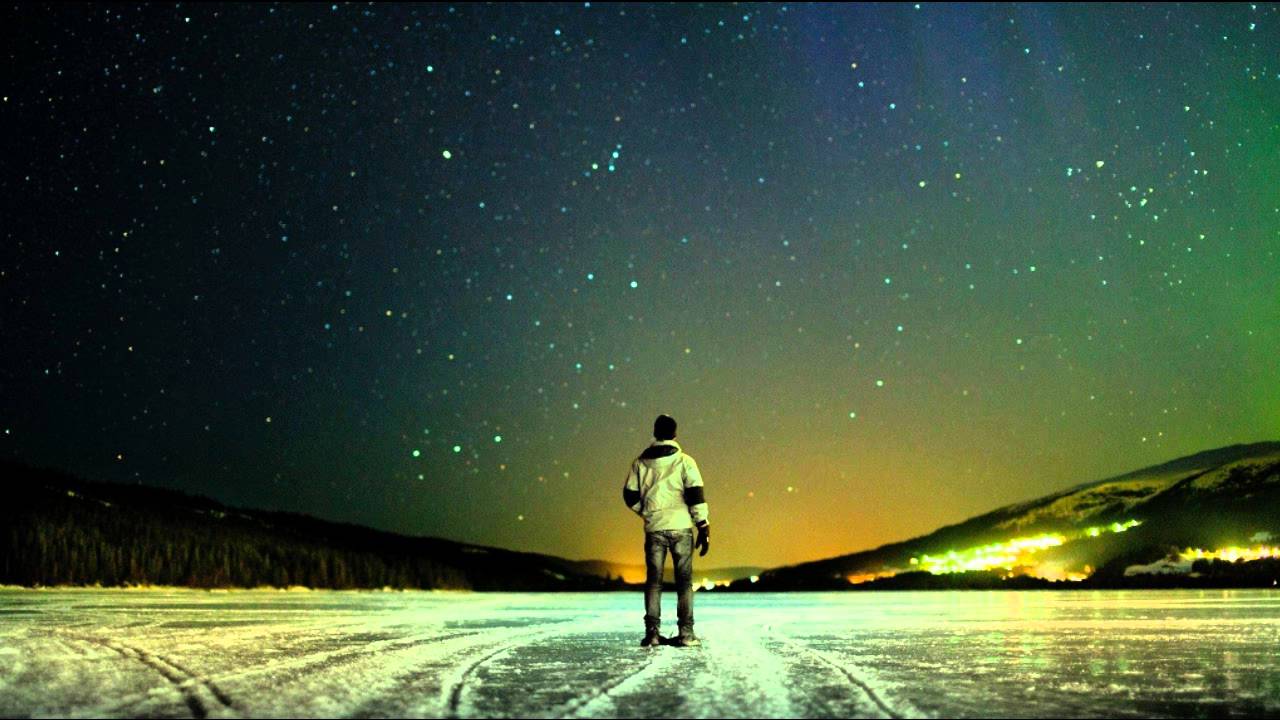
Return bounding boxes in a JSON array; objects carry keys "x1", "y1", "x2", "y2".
[
  {"x1": 0, "y1": 461, "x2": 758, "y2": 589},
  {"x1": 748, "y1": 441, "x2": 1280, "y2": 589},
  {"x1": 1, "y1": 461, "x2": 625, "y2": 590},
  {"x1": 6, "y1": 441, "x2": 1278, "y2": 591}
]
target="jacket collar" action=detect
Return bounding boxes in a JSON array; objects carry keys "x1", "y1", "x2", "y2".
[{"x1": 640, "y1": 438, "x2": 681, "y2": 459}]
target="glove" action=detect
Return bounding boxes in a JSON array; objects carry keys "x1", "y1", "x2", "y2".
[{"x1": 695, "y1": 523, "x2": 710, "y2": 557}]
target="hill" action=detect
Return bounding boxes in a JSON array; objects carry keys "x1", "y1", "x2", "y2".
[
  {"x1": 0, "y1": 462, "x2": 629, "y2": 591},
  {"x1": 743, "y1": 442, "x2": 1280, "y2": 590}
]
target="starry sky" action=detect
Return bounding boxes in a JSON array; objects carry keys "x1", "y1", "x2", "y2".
[{"x1": 3, "y1": 3, "x2": 1278, "y2": 569}]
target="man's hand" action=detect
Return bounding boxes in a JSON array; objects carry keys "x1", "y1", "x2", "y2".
[{"x1": 695, "y1": 523, "x2": 710, "y2": 557}]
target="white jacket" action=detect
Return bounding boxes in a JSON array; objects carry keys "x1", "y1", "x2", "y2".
[{"x1": 622, "y1": 439, "x2": 709, "y2": 532}]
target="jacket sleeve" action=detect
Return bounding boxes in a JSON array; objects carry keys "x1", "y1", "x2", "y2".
[
  {"x1": 681, "y1": 455, "x2": 709, "y2": 526},
  {"x1": 623, "y1": 460, "x2": 643, "y2": 515}
]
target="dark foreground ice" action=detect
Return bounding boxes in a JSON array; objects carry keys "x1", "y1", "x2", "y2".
[{"x1": 1, "y1": 589, "x2": 1277, "y2": 718}]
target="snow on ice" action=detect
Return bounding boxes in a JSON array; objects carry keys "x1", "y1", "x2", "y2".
[{"x1": 1, "y1": 589, "x2": 1278, "y2": 718}]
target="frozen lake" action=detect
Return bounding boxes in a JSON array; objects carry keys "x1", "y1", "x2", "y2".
[{"x1": 1, "y1": 589, "x2": 1278, "y2": 718}]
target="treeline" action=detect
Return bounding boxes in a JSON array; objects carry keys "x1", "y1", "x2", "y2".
[
  {"x1": 1119, "y1": 557, "x2": 1280, "y2": 589},
  {"x1": 718, "y1": 560, "x2": 1280, "y2": 592},
  {"x1": 0, "y1": 463, "x2": 626, "y2": 591},
  {"x1": 719, "y1": 570, "x2": 1056, "y2": 592}
]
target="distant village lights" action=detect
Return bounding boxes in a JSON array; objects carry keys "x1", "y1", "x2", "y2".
[{"x1": 902, "y1": 519, "x2": 1144, "y2": 578}]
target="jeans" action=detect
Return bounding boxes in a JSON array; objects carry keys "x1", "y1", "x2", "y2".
[{"x1": 644, "y1": 529, "x2": 695, "y2": 635}]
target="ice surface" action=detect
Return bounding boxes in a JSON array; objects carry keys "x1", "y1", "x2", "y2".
[{"x1": 1, "y1": 589, "x2": 1278, "y2": 718}]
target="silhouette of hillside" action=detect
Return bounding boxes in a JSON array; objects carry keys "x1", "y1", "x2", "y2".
[
  {"x1": 741, "y1": 442, "x2": 1280, "y2": 591},
  {"x1": 1, "y1": 462, "x2": 628, "y2": 591}
]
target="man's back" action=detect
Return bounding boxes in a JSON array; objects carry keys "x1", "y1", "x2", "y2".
[
  {"x1": 624, "y1": 439, "x2": 709, "y2": 533},
  {"x1": 623, "y1": 414, "x2": 710, "y2": 648}
]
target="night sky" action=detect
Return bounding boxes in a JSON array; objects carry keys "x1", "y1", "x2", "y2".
[{"x1": 4, "y1": 3, "x2": 1278, "y2": 569}]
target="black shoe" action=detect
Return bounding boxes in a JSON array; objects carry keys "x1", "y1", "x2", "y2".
[
  {"x1": 641, "y1": 630, "x2": 663, "y2": 647},
  {"x1": 674, "y1": 632, "x2": 701, "y2": 647}
]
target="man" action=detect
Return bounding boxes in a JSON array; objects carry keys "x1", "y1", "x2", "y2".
[{"x1": 622, "y1": 414, "x2": 710, "y2": 648}]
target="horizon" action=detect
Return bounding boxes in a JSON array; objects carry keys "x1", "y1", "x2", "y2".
[
  {"x1": 4, "y1": 3, "x2": 1277, "y2": 568},
  {"x1": 16, "y1": 437, "x2": 1278, "y2": 571}
]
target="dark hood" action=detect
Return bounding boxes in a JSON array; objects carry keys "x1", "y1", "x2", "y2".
[{"x1": 640, "y1": 444, "x2": 679, "y2": 460}]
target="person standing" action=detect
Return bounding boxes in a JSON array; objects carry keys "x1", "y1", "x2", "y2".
[{"x1": 622, "y1": 414, "x2": 710, "y2": 647}]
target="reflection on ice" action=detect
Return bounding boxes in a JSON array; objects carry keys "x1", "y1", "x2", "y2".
[{"x1": 0, "y1": 589, "x2": 1277, "y2": 718}]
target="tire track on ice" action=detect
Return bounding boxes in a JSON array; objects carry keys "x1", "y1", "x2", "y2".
[
  {"x1": 61, "y1": 633, "x2": 236, "y2": 719},
  {"x1": 552, "y1": 645, "x2": 681, "y2": 718},
  {"x1": 442, "y1": 623, "x2": 570, "y2": 719},
  {"x1": 768, "y1": 626, "x2": 908, "y2": 719},
  {"x1": 340, "y1": 619, "x2": 580, "y2": 717},
  {"x1": 218, "y1": 627, "x2": 480, "y2": 684}
]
